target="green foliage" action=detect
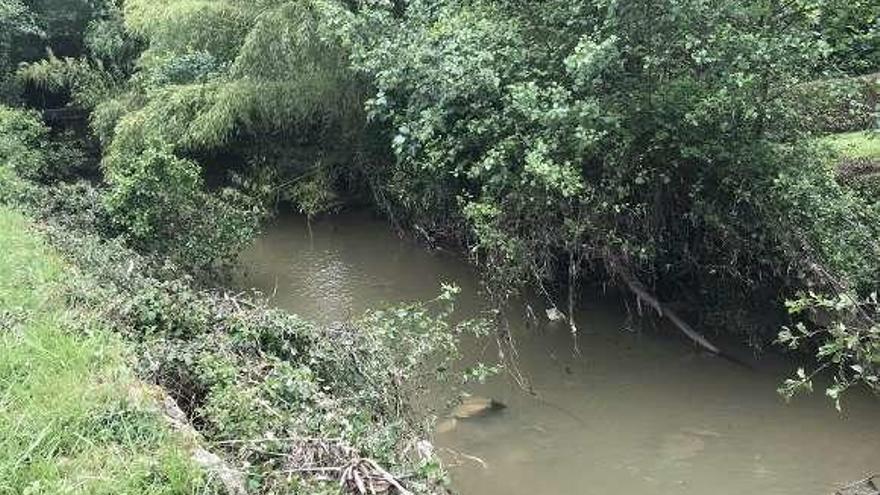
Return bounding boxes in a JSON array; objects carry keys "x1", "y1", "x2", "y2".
[
  {"x1": 0, "y1": 0, "x2": 41, "y2": 102},
  {"x1": 0, "y1": 0, "x2": 40, "y2": 37},
  {"x1": 33, "y1": 0, "x2": 375, "y2": 268},
  {"x1": 19, "y1": 51, "x2": 125, "y2": 110},
  {"x1": 766, "y1": 149, "x2": 880, "y2": 291},
  {"x1": 84, "y1": 6, "x2": 144, "y2": 70},
  {"x1": 284, "y1": 167, "x2": 342, "y2": 220},
  {"x1": 103, "y1": 145, "x2": 261, "y2": 269},
  {"x1": 7, "y1": 0, "x2": 880, "y2": 411},
  {"x1": 794, "y1": 77, "x2": 879, "y2": 133},
  {"x1": 0, "y1": 105, "x2": 89, "y2": 182},
  {"x1": 15, "y1": 1, "x2": 143, "y2": 124},
  {"x1": 0, "y1": 106, "x2": 48, "y2": 179},
  {"x1": 1, "y1": 0, "x2": 128, "y2": 103},
  {"x1": 115, "y1": 0, "x2": 365, "y2": 151},
  {"x1": 103, "y1": 146, "x2": 198, "y2": 238},
  {"x1": 0, "y1": 103, "x2": 258, "y2": 270},
  {"x1": 778, "y1": 292, "x2": 880, "y2": 409},
  {"x1": 810, "y1": 0, "x2": 880, "y2": 75}
]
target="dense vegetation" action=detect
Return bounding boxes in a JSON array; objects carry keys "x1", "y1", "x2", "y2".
[{"x1": 1, "y1": 0, "x2": 879, "y2": 491}]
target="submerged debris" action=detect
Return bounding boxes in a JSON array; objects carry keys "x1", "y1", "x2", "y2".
[
  {"x1": 836, "y1": 475, "x2": 879, "y2": 495},
  {"x1": 450, "y1": 396, "x2": 506, "y2": 420}
]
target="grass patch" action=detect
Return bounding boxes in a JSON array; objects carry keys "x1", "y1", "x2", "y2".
[
  {"x1": 821, "y1": 131, "x2": 880, "y2": 160},
  {"x1": 0, "y1": 207, "x2": 211, "y2": 495}
]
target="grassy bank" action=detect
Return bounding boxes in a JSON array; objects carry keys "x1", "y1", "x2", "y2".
[
  {"x1": 823, "y1": 131, "x2": 880, "y2": 161},
  {"x1": 0, "y1": 207, "x2": 210, "y2": 495}
]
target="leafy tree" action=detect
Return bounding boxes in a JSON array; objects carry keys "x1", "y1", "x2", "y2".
[
  {"x1": 88, "y1": 0, "x2": 373, "y2": 266},
  {"x1": 811, "y1": 0, "x2": 880, "y2": 75}
]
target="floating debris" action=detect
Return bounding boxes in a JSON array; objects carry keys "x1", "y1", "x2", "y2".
[{"x1": 545, "y1": 307, "x2": 565, "y2": 322}]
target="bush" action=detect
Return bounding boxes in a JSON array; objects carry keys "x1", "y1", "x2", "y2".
[
  {"x1": 102, "y1": 144, "x2": 262, "y2": 270},
  {"x1": 0, "y1": 105, "x2": 93, "y2": 182},
  {"x1": 354, "y1": 0, "x2": 880, "y2": 344},
  {"x1": 0, "y1": 106, "x2": 49, "y2": 179}
]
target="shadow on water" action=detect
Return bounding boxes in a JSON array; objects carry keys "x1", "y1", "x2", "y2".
[{"x1": 236, "y1": 210, "x2": 880, "y2": 495}]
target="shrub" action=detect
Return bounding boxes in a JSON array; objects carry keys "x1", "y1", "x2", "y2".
[
  {"x1": 354, "y1": 0, "x2": 880, "y2": 344},
  {"x1": 0, "y1": 105, "x2": 93, "y2": 182},
  {"x1": 103, "y1": 144, "x2": 262, "y2": 270},
  {"x1": 0, "y1": 106, "x2": 49, "y2": 179}
]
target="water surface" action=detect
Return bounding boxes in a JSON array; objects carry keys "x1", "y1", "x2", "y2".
[{"x1": 237, "y1": 211, "x2": 880, "y2": 495}]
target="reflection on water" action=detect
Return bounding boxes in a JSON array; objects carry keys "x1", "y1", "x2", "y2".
[{"x1": 237, "y1": 210, "x2": 880, "y2": 495}]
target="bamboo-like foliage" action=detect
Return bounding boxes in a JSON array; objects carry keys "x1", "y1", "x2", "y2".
[
  {"x1": 92, "y1": 0, "x2": 369, "y2": 266},
  {"x1": 0, "y1": 0, "x2": 41, "y2": 101},
  {"x1": 115, "y1": 0, "x2": 364, "y2": 151},
  {"x1": 19, "y1": 52, "x2": 121, "y2": 109}
]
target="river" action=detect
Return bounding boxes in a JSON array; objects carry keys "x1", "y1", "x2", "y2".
[{"x1": 236, "y1": 210, "x2": 880, "y2": 495}]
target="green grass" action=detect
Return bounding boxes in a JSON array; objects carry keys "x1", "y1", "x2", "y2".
[
  {"x1": 821, "y1": 130, "x2": 880, "y2": 160},
  {"x1": 0, "y1": 207, "x2": 211, "y2": 495}
]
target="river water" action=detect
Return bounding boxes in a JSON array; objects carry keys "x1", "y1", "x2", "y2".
[{"x1": 236, "y1": 211, "x2": 880, "y2": 495}]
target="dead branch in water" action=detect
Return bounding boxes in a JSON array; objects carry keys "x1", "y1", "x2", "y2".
[
  {"x1": 607, "y1": 257, "x2": 721, "y2": 356},
  {"x1": 279, "y1": 437, "x2": 414, "y2": 494}
]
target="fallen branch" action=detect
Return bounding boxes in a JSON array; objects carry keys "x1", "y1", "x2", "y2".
[
  {"x1": 279, "y1": 437, "x2": 413, "y2": 494},
  {"x1": 607, "y1": 257, "x2": 721, "y2": 355}
]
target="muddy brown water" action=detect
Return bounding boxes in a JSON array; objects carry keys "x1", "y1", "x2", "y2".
[{"x1": 236, "y1": 211, "x2": 880, "y2": 495}]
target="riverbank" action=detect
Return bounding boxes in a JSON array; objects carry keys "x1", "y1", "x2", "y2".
[
  {"x1": 0, "y1": 173, "x2": 463, "y2": 493},
  {"x1": 0, "y1": 207, "x2": 212, "y2": 493}
]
